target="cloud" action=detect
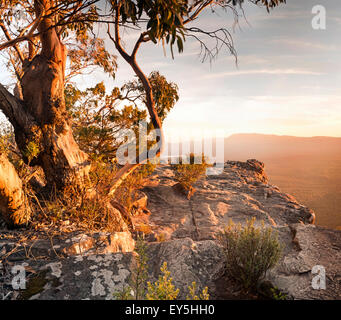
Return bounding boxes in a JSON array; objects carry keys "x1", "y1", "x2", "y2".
[
  {"x1": 271, "y1": 38, "x2": 339, "y2": 51},
  {"x1": 202, "y1": 68, "x2": 324, "y2": 79},
  {"x1": 331, "y1": 17, "x2": 341, "y2": 25}
]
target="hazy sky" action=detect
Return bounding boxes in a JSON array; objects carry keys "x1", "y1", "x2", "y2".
[{"x1": 1, "y1": 0, "x2": 340, "y2": 140}]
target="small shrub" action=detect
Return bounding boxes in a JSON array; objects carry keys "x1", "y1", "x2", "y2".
[
  {"x1": 186, "y1": 281, "x2": 209, "y2": 300},
  {"x1": 172, "y1": 153, "x2": 208, "y2": 192},
  {"x1": 258, "y1": 281, "x2": 288, "y2": 300},
  {"x1": 114, "y1": 238, "x2": 210, "y2": 301},
  {"x1": 130, "y1": 235, "x2": 149, "y2": 300},
  {"x1": 136, "y1": 223, "x2": 153, "y2": 235},
  {"x1": 218, "y1": 217, "x2": 282, "y2": 291},
  {"x1": 0, "y1": 126, "x2": 13, "y2": 155},
  {"x1": 113, "y1": 286, "x2": 134, "y2": 300},
  {"x1": 113, "y1": 235, "x2": 149, "y2": 300},
  {"x1": 156, "y1": 232, "x2": 166, "y2": 242},
  {"x1": 23, "y1": 141, "x2": 40, "y2": 165},
  {"x1": 146, "y1": 262, "x2": 179, "y2": 300},
  {"x1": 270, "y1": 286, "x2": 287, "y2": 300}
]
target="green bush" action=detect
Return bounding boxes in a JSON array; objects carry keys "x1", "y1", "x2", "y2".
[
  {"x1": 146, "y1": 262, "x2": 210, "y2": 300},
  {"x1": 146, "y1": 262, "x2": 179, "y2": 300},
  {"x1": 186, "y1": 281, "x2": 209, "y2": 300},
  {"x1": 114, "y1": 237, "x2": 210, "y2": 300},
  {"x1": 129, "y1": 235, "x2": 149, "y2": 300},
  {"x1": 113, "y1": 235, "x2": 149, "y2": 300},
  {"x1": 23, "y1": 141, "x2": 40, "y2": 165},
  {"x1": 172, "y1": 153, "x2": 208, "y2": 192},
  {"x1": 270, "y1": 286, "x2": 287, "y2": 300},
  {"x1": 218, "y1": 218, "x2": 282, "y2": 291}
]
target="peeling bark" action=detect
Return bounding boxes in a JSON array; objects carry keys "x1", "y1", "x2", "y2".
[
  {"x1": 0, "y1": 0, "x2": 125, "y2": 227},
  {"x1": 0, "y1": 84, "x2": 39, "y2": 150},
  {"x1": 0, "y1": 0, "x2": 91, "y2": 190},
  {"x1": 0, "y1": 154, "x2": 30, "y2": 226}
]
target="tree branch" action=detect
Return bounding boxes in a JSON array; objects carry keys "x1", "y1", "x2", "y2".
[
  {"x1": 0, "y1": 83, "x2": 39, "y2": 137},
  {"x1": 107, "y1": 3, "x2": 164, "y2": 197},
  {"x1": 107, "y1": 3, "x2": 131, "y2": 63},
  {"x1": 186, "y1": 26, "x2": 237, "y2": 63},
  {"x1": 131, "y1": 32, "x2": 149, "y2": 59},
  {"x1": 0, "y1": 1, "x2": 45, "y2": 52},
  {"x1": 183, "y1": 0, "x2": 214, "y2": 24},
  {"x1": 0, "y1": 23, "x2": 25, "y2": 63}
]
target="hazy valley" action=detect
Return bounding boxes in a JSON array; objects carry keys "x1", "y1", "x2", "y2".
[{"x1": 224, "y1": 134, "x2": 341, "y2": 229}]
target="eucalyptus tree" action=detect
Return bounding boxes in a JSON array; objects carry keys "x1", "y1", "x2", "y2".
[{"x1": 0, "y1": 0, "x2": 285, "y2": 226}]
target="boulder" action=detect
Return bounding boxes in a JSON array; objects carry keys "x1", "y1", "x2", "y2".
[
  {"x1": 147, "y1": 238, "x2": 224, "y2": 299},
  {"x1": 266, "y1": 224, "x2": 341, "y2": 299},
  {"x1": 1, "y1": 237, "x2": 223, "y2": 300},
  {"x1": 0, "y1": 231, "x2": 135, "y2": 261}
]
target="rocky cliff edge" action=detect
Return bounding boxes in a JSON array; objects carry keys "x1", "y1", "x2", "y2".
[{"x1": 0, "y1": 160, "x2": 340, "y2": 300}]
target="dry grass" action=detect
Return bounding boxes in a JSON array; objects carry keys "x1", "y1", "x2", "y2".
[
  {"x1": 0, "y1": 127, "x2": 157, "y2": 235},
  {"x1": 135, "y1": 223, "x2": 153, "y2": 235},
  {"x1": 25, "y1": 160, "x2": 157, "y2": 234}
]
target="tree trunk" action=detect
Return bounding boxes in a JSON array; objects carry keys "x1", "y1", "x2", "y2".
[
  {"x1": 15, "y1": 0, "x2": 90, "y2": 190},
  {"x1": 106, "y1": 5, "x2": 164, "y2": 197},
  {"x1": 0, "y1": 153, "x2": 30, "y2": 226},
  {"x1": 0, "y1": 0, "x2": 130, "y2": 230}
]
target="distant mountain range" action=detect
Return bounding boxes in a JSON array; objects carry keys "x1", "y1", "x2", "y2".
[{"x1": 224, "y1": 134, "x2": 341, "y2": 229}]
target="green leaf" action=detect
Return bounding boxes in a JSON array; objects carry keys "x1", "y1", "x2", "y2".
[{"x1": 177, "y1": 37, "x2": 183, "y2": 53}]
